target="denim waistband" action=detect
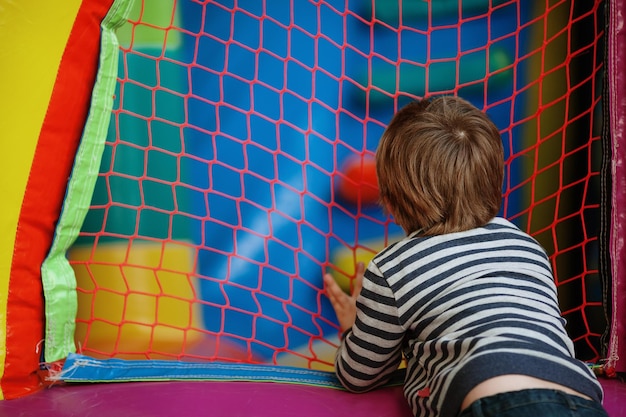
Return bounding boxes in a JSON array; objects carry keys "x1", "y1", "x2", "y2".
[{"x1": 459, "y1": 389, "x2": 608, "y2": 417}]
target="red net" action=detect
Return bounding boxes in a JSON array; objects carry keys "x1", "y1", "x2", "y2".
[{"x1": 69, "y1": 0, "x2": 607, "y2": 368}]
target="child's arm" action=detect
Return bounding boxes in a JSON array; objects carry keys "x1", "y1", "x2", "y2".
[{"x1": 325, "y1": 262, "x2": 405, "y2": 392}]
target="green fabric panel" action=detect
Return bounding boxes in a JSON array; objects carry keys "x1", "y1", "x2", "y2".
[{"x1": 41, "y1": 0, "x2": 135, "y2": 363}]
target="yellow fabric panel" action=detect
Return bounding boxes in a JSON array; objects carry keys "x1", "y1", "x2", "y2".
[{"x1": 0, "y1": 0, "x2": 82, "y2": 399}]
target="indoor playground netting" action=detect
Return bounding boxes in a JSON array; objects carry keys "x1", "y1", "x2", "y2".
[{"x1": 1, "y1": 0, "x2": 624, "y2": 400}]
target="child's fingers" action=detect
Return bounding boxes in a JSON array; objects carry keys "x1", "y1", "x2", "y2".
[
  {"x1": 324, "y1": 273, "x2": 344, "y2": 302},
  {"x1": 323, "y1": 271, "x2": 358, "y2": 332},
  {"x1": 356, "y1": 261, "x2": 365, "y2": 276}
]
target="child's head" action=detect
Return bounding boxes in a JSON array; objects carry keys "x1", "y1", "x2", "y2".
[{"x1": 376, "y1": 96, "x2": 504, "y2": 235}]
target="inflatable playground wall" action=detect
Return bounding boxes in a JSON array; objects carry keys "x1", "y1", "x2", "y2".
[{"x1": 1, "y1": 0, "x2": 625, "y2": 400}]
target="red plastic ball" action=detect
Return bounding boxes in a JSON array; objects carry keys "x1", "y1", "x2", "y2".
[{"x1": 336, "y1": 155, "x2": 380, "y2": 205}]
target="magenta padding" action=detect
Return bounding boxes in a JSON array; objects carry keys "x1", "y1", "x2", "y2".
[
  {"x1": 608, "y1": 0, "x2": 626, "y2": 374},
  {"x1": 600, "y1": 378, "x2": 626, "y2": 417},
  {"x1": 0, "y1": 381, "x2": 412, "y2": 417},
  {"x1": 1, "y1": 379, "x2": 625, "y2": 416}
]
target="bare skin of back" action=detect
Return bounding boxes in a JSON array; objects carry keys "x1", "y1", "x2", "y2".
[{"x1": 461, "y1": 374, "x2": 592, "y2": 411}]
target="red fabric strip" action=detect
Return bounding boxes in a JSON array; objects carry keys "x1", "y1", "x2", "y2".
[{"x1": 2, "y1": 0, "x2": 115, "y2": 399}]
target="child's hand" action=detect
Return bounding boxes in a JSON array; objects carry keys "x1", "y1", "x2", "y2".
[{"x1": 323, "y1": 262, "x2": 365, "y2": 333}]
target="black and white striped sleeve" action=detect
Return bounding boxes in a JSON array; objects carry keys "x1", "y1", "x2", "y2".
[{"x1": 334, "y1": 262, "x2": 405, "y2": 392}]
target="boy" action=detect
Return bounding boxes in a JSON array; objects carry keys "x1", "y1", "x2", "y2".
[{"x1": 324, "y1": 96, "x2": 608, "y2": 417}]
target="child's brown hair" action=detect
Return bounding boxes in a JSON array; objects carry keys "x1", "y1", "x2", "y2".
[{"x1": 376, "y1": 96, "x2": 504, "y2": 235}]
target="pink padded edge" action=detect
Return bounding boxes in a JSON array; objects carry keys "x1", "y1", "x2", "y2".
[
  {"x1": 608, "y1": 0, "x2": 626, "y2": 374},
  {"x1": 0, "y1": 381, "x2": 412, "y2": 417}
]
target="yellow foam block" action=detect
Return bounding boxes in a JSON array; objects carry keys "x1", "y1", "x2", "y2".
[
  {"x1": 272, "y1": 236, "x2": 403, "y2": 371},
  {"x1": 69, "y1": 240, "x2": 204, "y2": 358},
  {"x1": 274, "y1": 338, "x2": 339, "y2": 372},
  {"x1": 329, "y1": 236, "x2": 402, "y2": 292},
  {"x1": 275, "y1": 330, "x2": 407, "y2": 372}
]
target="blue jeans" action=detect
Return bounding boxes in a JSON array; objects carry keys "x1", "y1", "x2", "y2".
[{"x1": 459, "y1": 389, "x2": 609, "y2": 417}]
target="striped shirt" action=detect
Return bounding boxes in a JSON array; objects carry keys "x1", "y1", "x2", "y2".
[{"x1": 334, "y1": 217, "x2": 603, "y2": 417}]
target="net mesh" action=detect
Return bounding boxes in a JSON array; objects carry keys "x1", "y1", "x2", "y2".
[{"x1": 69, "y1": 0, "x2": 607, "y2": 369}]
